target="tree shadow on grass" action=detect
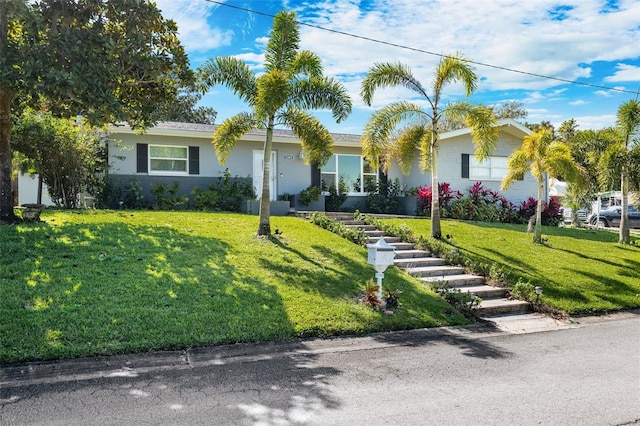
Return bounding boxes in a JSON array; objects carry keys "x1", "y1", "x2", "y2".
[{"x1": 0, "y1": 215, "x2": 297, "y2": 363}]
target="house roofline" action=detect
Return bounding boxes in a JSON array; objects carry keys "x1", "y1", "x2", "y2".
[
  {"x1": 108, "y1": 121, "x2": 362, "y2": 147},
  {"x1": 440, "y1": 118, "x2": 531, "y2": 140}
]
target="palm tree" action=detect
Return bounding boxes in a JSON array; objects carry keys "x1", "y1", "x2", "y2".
[
  {"x1": 198, "y1": 11, "x2": 352, "y2": 236},
  {"x1": 612, "y1": 99, "x2": 640, "y2": 244},
  {"x1": 360, "y1": 53, "x2": 498, "y2": 239},
  {"x1": 502, "y1": 129, "x2": 581, "y2": 243}
]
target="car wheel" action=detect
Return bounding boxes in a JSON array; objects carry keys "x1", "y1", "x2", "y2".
[{"x1": 594, "y1": 218, "x2": 608, "y2": 229}]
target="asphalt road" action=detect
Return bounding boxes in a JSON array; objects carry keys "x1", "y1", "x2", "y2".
[{"x1": 1, "y1": 314, "x2": 639, "y2": 425}]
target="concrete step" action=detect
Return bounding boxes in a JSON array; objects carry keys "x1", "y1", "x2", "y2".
[
  {"x1": 394, "y1": 257, "x2": 446, "y2": 268},
  {"x1": 344, "y1": 222, "x2": 374, "y2": 229},
  {"x1": 394, "y1": 249, "x2": 433, "y2": 259},
  {"x1": 369, "y1": 236, "x2": 402, "y2": 243},
  {"x1": 363, "y1": 230, "x2": 387, "y2": 237},
  {"x1": 389, "y1": 242, "x2": 415, "y2": 250},
  {"x1": 450, "y1": 284, "x2": 508, "y2": 299},
  {"x1": 406, "y1": 265, "x2": 466, "y2": 278},
  {"x1": 419, "y1": 274, "x2": 486, "y2": 286},
  {"x1": 476, "y1": 298, "x2": 531, "y2": 316}
]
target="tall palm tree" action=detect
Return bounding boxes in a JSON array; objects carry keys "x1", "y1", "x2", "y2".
[
  {"x1": 198, "y1": 11, "x2": 352, "y2": 236},
  {"x1": 502, "y1": 129, "x2": 581, "y2": 243},
  {"x1": 613, "y1": 99, "x2": 640, "y2": 244},
  {"x1": 360, "y1": 53, "x2": 498, "y2": 239}
]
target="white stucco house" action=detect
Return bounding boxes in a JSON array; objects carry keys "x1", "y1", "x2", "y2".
[{"x1": 101, "y1": 118, "x2": 538, "y2": 214}]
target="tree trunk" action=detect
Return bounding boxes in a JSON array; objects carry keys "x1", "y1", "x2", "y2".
[
  {"x1": 430, "y1": 132, "x2": 441, "y2": 239},
  {"x1": 0, "y1": 83, "x2": 18, "y2": 223},
  {"x1": 257, "y1": 116, "x2": 275, "y2": 236},
  {"x1": 619, "y1": 169, "x2": 629, "y2": 244},
  {"x1": 533, "y1": 178, "x2": 544, "y2": 243}
]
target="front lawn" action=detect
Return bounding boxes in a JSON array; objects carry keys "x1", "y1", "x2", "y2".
[
  {"x1": 382, "y1": 218, "x2": 640, "y2": 314},
  {"x1": 0, "y1": 210, "x2": 465, "y2": 364}
]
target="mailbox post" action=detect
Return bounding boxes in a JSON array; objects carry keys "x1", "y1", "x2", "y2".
[{"x1": 366, "y1": 237, "x2": 397, "y2": 302}]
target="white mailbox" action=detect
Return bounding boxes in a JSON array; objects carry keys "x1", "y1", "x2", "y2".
[{"x1": 366, "y1": 237, "x2": 396, "y2": 301}]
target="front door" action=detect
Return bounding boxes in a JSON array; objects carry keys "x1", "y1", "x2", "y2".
[{"x1": 252, "y1": 150, "x2": 277, "y2": 201}]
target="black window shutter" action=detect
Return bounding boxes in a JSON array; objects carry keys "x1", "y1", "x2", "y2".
[
  {"x1": 189, "y1": 146, "x2": 199, "y2": 175},
  {"x1": 461, "y1": 154, "x2": 469, "y2": 178},
  {"x1": 311, "y1": 163, "x2": 321, "y2": 187},
  {"x1": 137, "y1": 144, "x2": 148, "y2": 173}
]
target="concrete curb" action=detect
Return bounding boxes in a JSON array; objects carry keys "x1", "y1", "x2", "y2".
[{"x1": 2, "y1": 309, "x2": 638, "y2": 390}]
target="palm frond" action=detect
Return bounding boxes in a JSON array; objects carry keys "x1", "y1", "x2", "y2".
[
  {"x1": 212, "y1": 112, "x2": 256, "y2": 164},
  {"x1": 265, "y1": 11, "x2": 300, "y2": 72},
  {"x1": 280, "y1": 108, "x2": 334, "y2": 167},
  {"x1": 390, "y1": 124, "x2": 429, "y2": 175},
  {"x1": 544, "y1": 142, "x2": 581, "y2": 181},
  {"x1": 254, "y1": 70, "x2": 290, "y2": 120},
  {"x1": 501, "y1": 149, "x2": 530, "y2": 190},
  {"x1": 433, "y1": 52, "x2": 477, "y2": 98},
  {"x1": 290, "y1": 76, "x2": 352, "y2": 123},
  {"x1": 360, "y1": 62, "x2": 429, "y2": 106},
  {"x1": 361, "y1": 102, "x2": 426, "y2": 163},
  {"x1": 617, "y1": 99, "x2": 640, "y2": 148},
  {"x1": 467, "y1": 105, "x2": 499, "y2": 159},
  {"x1": 197, "y1": 57, "x2": 257, "y2": 105},
  {"x1": 290, "y1": 50, "x2": 323, "y2": 79}
]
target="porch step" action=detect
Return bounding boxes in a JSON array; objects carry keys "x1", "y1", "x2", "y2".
[
  {"x1": 406, "y1": 265, "x2": 466, "y2": 278},
  {"x1": 389, "y1": 242, "x2": 416, "y2": 251},
  {"x1": 394, "y1": 257, "x2": 445, "y2": 268},
  {"x1": 393, "y1": 249, "x2": 433, "y2": 259},
  {"x1": 369, "y1": 235, "x2": 402, "y2": 243},
  {"x1": 475, "y1": 298, "x2": 531, "y2": 316},
  {"x1": 418, "y1": 273, "x2": 486, "y2": 286},
  {"x1": 450, "y1": 284, "x2": 508, "y2": 299}
]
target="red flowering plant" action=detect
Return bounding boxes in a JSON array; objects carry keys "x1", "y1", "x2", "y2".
[
  {"x1": 415, "y1": 182, "x2": 461, "y2": 216},
  {"x1": 518, "y1": 197, "x2": 563, "y2": 226}
]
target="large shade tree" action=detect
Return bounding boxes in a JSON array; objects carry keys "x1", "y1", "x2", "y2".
[
  {"x1": 502, "y1": 129, "x2": 582, "y2": 243},
  {"x1": 360, "y1": 53, "x2": 498, "y2": 239},
  {"x1": 0, "y1": 0, "x2": 191, "y2": 222},
  {"x1": 197, "y1": 10, "x2": 352, "y2": 236}
]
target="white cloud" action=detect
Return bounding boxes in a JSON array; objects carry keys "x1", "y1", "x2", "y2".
[
  {"x1": 154, "y1": 1, "x2": 233, "y2": 53},
  {"x1": 569, "y1": 100, "x2": 587, "y2": 106},
  {"x1": 604, "y1": 64, "x2": 640, "y2": 83},
  {"x1": 294, "y1": 0, "x2": 639, "y2": 97}
]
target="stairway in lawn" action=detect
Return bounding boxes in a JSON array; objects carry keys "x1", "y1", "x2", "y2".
[{"x1": 331, "y1": 213, "x2": 531, "y2": 318}]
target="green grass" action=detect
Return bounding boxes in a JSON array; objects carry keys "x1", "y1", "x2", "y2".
[
  {"x1": 0, "y1": 210, "x2": 466, "y2": 364},
  {"x1": 382, "y1": 218, "x2": 640, "y2": 315}
]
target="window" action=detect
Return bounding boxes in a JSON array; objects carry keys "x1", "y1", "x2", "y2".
[
  {"x1": 136, "y1": 144, "x2": 199, "y2": 175},
  {"x1": 320, "y1": 155, "x2": 378, "y2": 194},
  {"x1": 469, "y1": 156, "x2": 508, "y2": 180},
  {"x1": 149, "y1": 145, "x2": 188, "y2": 174}
]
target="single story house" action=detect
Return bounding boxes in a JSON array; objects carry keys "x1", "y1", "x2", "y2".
[{"x1": 103, "y1": 118, "x2": 538, "y2": 214}]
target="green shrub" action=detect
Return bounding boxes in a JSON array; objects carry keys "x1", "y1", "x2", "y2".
[
  {"x1": 151, "y1": 181, "x2": 188, "y2": 210},
  {"x1": 431, "y1": 281, "x2": 481, "y2": 318},
  {"x1": 309, "y1": 212, "x2": 368, "y2": 245},
  {"x1": 366, "y1": 178, "x2": 405, "y2": 214},
  {"x1": 510, "y1": 279, "x2": 536, "y2": 302},
  {"x1": 191, "y1": 186, "x2": 220, "y2": 210},
  {"x1": 122, "y1": 178, "x2": 147, "y2": 209},
  {"x1": 298, "y1": 185, "x2": 322, "y2": 206},
  {"x1": 325, "y1": 185, "x2": 347, "y2": 212}
]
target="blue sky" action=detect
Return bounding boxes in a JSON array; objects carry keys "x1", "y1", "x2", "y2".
[{"x1": 155, "y1": 0, "x2": 640, "y2": 134}]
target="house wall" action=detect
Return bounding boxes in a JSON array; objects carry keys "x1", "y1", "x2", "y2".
[
  {"x1": 17, "y1": 173, "x2": 54, "y2": 206},
  {"x1": 389, "y1": 132, "x2": 538, "y2": 205},
  {"x1": 108, "y1": 131, "x2": 322, "y2": 204}
]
